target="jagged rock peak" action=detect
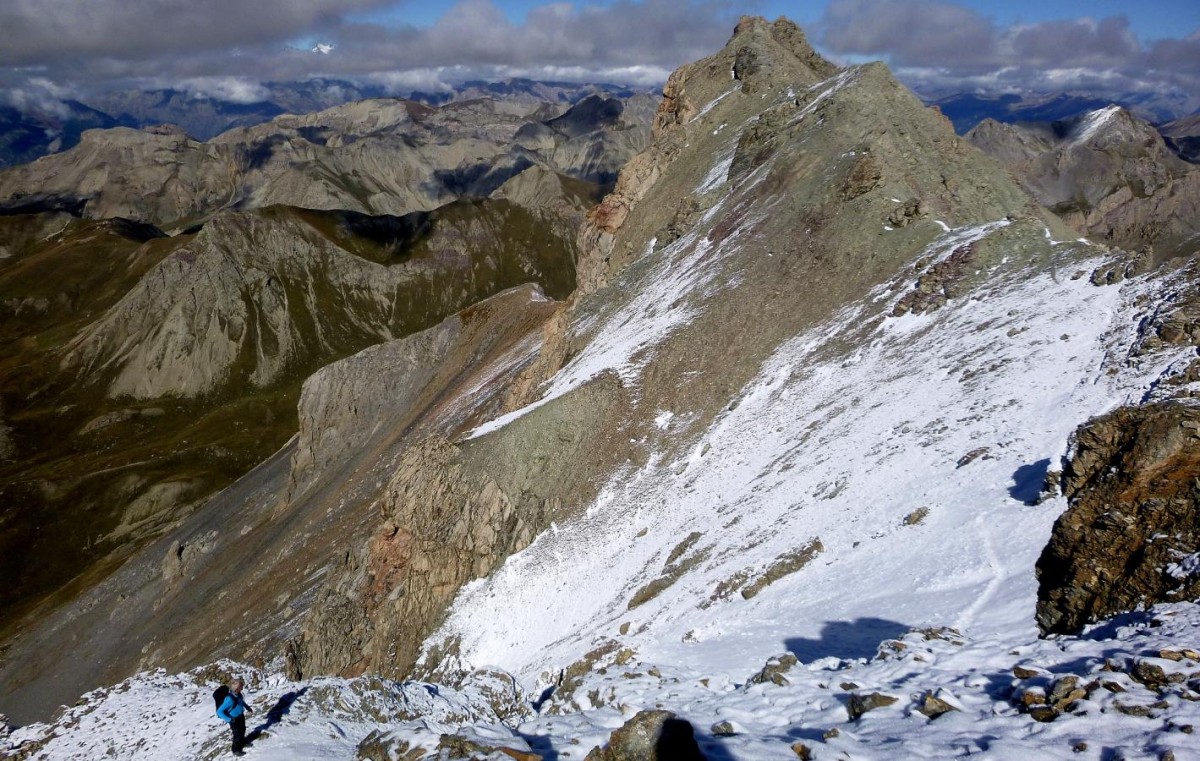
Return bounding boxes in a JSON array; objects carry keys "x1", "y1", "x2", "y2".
[
  {"x1": 654, "y1": 16, "x2": 837, "y2": 136},
  {"x1": 730, "y1": 15, "x2": 838, "y2": 83}
]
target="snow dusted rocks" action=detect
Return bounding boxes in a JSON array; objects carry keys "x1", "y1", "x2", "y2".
[
  {"x1": 3, "y1": 662, "x2": 532, "y2": 761},
  {"x1": 1037, "y1": 401, "x2": 1200, "y2": 634}
]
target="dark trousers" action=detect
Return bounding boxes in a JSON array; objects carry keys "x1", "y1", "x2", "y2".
[{"x1": 230, "y1": 714, "x2": 246, "y2": 752}]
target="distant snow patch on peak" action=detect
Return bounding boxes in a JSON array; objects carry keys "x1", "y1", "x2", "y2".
[
  {"x1": 311, "y1": 43, "x2": 335, "y2": 54},
  {"x1": 1071, "y1": 105, "x2": 1122, "y2": 144}
]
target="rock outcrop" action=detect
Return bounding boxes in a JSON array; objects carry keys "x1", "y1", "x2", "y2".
[
  {"x1": 577, "y1": 17, "x2": 839, "y2": 296},
  {"x1": 584, "y1": 710, "x2": 706, "y2": 761},
  {"x1": 1037, "y1": 402, "x2": 1200, "y2": 634}
]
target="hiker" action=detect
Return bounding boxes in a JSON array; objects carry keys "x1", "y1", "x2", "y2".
[{"x1": 215, "y1": 677, "x2": 253, "y2": 756}]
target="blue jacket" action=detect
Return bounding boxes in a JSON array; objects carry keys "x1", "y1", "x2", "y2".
[{"x1": 217, "y1": 692, "x2": 246, "y2": 722}]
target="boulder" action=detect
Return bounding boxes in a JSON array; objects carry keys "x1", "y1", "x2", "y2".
[
  {"x1": 846, "y1": 691, "x2": 898, "y2": 720},
  {"x1": 917, "y1": 691, "x2": 960, "y2": 719},
  {"x1": 585, "y1": 710, "x2": 706, "y2": 761},
  {"x1": 748, "y1": 653, "x2": 798, "y2": 686}
]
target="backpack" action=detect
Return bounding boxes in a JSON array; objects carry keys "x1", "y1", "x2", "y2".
[{"x1": 213, "y1": 685, "x2": 230, "y2": 714}]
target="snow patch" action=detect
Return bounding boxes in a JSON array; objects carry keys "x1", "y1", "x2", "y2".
[
  {"x1": 1166, "y1": 552, "x2": 1200, "y2": 581},
  {"x1": 1071, "y1": 105, "x2": 1121, "y2": 144},
  {"x1": 692, "y1": 87, "x2": 736, "y2": 122}
]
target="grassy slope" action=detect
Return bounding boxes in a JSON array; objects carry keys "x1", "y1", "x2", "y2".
[{"x1": 0, "y1": 196, "x2": 579, "y2": 629}]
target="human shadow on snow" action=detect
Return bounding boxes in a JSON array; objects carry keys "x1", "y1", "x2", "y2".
[
  {"x1": 517, "y1": 732, "x2": 562, "y2": 761},
  {"x1": 784, "y1": 618, "x2": 912, "y2": 663},
  {"x1": 672, "y1": 719, "x2": 735, "y2": 761},
  {"x1": 1009, "y1": 458, "x2": 1052, "y2": 504},
  {"x1": 246, "y1": 687, "x2": 309, "y2": 746}
]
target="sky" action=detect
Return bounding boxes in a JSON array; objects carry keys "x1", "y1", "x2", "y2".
[{"x1": 0, "y1": 0, "x2": 1198, "y2": 111}]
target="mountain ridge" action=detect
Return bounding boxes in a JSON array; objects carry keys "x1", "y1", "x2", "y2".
[{"x1": 3, "y1": 15, "x2": 1200, "y2": 759}]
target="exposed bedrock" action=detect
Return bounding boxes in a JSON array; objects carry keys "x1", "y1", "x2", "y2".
[{"x1": 1037, "y1": 402, "x2": 1200, "y2": 635}]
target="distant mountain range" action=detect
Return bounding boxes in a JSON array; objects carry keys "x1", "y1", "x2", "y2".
[
  {"x1": 0, "y1": 101, "x2": 128, "y2": 168},
  {"x1": 0, "y1": 78, "x2": 650, "y2": 169},
  {"x1": 4, "y1": 75, "x2": 1197, "y2": 170},
  {"x1": 922, "y1": 90, "x2": 1200, "y2": 135}
]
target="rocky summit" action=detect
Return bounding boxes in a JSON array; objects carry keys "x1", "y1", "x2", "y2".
[
  {"x1": 967, "y1": 106, "x2": 1200, "y2": 260},
  {"x1": 3, "y1": 15, "x2": 1200, "y2": 761}
]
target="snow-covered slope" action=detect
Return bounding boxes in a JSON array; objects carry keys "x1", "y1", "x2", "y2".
[
  {"x1": 437, "y1": 227, "x2": 1188, "y2": 677},
  {"x1": 415, "y1": 229, "x2": 1200, "y2": 758},
  {"x1": 8, "y1": 603, "x2": 1200, "y2": 759}
]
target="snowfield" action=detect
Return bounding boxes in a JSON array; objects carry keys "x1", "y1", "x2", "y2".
[{"x1": 9, "y1": 228, "x2": 1200, "y2": 759}]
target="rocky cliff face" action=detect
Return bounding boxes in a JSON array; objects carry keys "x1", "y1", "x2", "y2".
[
  {"x1": 967, "y1": 108, "x2": 1200, "y2": 259},
  {"x1": 1037, "y1": 402, "x2": 1200, "y2": 634}
]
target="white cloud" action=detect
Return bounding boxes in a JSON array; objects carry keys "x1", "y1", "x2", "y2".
[
  {"x1": 177, "y1": 76, "x2": 272, "y2": 104},
  {"x1": 0, "y1": 77, "x2": 77, "y2": 118},
  {"x1": 818, "y1": 0, "x2": 1200, "y2": 104}
]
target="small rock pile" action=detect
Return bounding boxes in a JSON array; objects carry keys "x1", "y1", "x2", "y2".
[{"x1": 1008, "y1": 650, "x2": 1200, "y2": 726}]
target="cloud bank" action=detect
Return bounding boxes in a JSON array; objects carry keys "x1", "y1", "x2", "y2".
[
  {"x1": 0, "y1": 0, "x2": 1196, "y2": 112},
  {"x1": 818, "y1": 0, "x2": 1200, "y2": 101},
  {"x1": 0, "y1": 0, "x2": 735, "y2": 94}
]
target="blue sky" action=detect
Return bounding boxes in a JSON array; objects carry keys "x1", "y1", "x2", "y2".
[{"x1": 1, "y1": 0, "x2": 1198, "y2": 105}]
